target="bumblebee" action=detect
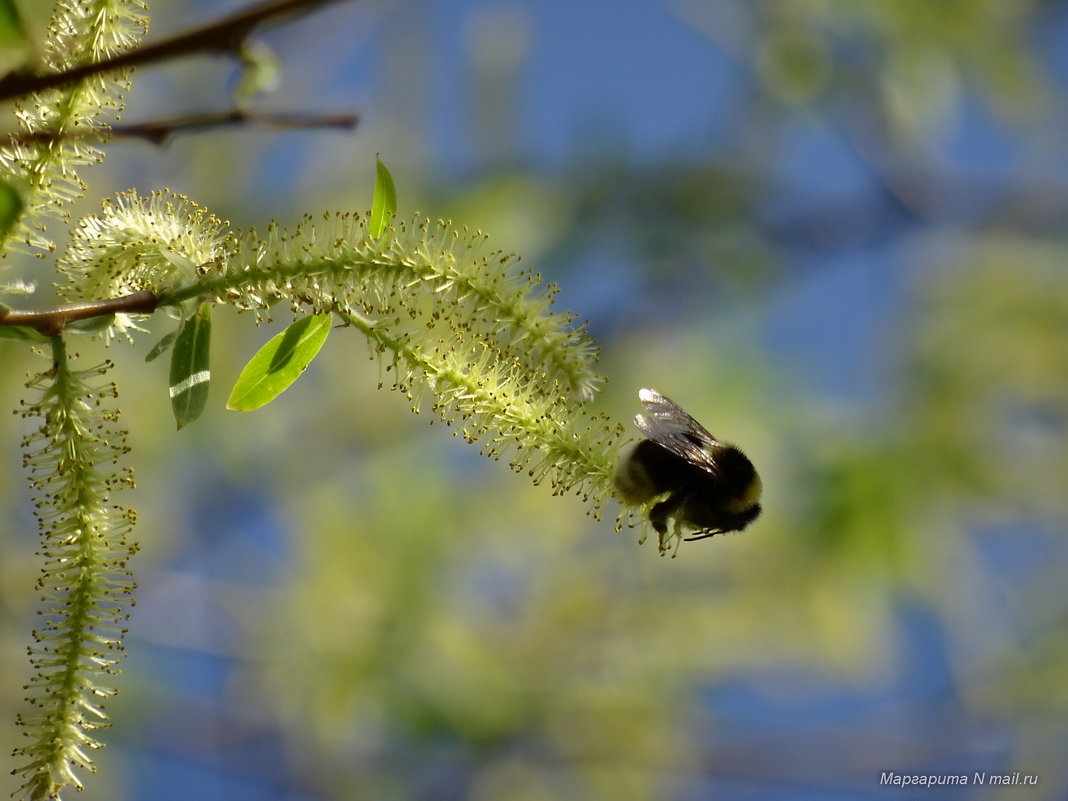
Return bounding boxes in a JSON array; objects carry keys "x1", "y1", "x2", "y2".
[{"x1": 614, "y1": 388, "x2": 762, "y2": 542}]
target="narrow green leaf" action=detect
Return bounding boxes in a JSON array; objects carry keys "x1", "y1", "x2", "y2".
[
  {"x1": 227, "y1": 313, "x2": 331, "y2": 411},
  {"x1": 0, "y1": 324, "x2": 48, "y2": 342},
  {"x1": 369, "y1": 155, "x2": 396, "y2": 239},
  {"x1": 0, "y1": 179, "x2": 23, "y2": 239},
  {"x1": 169, "y1": 303, "x2": 212, "y2": 430},
  {"x1": 145, "y1": 330, "x2": 178, "y2": 362}
]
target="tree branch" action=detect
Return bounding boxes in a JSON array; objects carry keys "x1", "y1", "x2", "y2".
[
  {"x1": 0, "y1": 291, "x2": 158, "y2": 336},
  {"x1": 0, "y1": 0, "x2": 354, "y2": 102},
  {"x1": 1, "y1": 109, "x2": 359, "y2": 147}
]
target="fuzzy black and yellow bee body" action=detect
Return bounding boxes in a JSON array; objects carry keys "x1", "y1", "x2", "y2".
[{"x1": 614, "y1": 388, "x2": 762, "y2": 541}]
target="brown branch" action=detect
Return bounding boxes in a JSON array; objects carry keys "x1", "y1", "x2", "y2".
[
  {"x1": 0, "y1": 291, "x2": 158, "y2": 337},
  {"x1": 0, "y1": 0, "x2": 354, "y2": 102},
  {"x1": 1, "y1": 109, "x2": 359, "y2": 147}
]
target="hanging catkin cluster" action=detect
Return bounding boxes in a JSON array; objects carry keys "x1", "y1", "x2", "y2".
[
  {"x1": 57, "y1": 193, "x2": 624, "y2": 512},
  {"x1": 13, "y1": 347, "x2": 137, "y2": 800},
  {"x1": 214, "y1": 211, "x2": 622, "y2": 507}
]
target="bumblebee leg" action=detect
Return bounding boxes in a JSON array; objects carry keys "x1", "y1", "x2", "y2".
[
  {"x1": 683, "y1": 528, "x2": 723, "y2": 541},
  {"x1": 649, "y1": 493, "x2": 683, "y2": 535}
]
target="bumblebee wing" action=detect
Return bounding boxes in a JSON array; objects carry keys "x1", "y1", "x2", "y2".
[{"x1": 634, "y1": 388, "x2": 721, "y2": 472}]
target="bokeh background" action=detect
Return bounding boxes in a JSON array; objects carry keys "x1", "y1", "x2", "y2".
[{"x1": 3, "y1": 0, "x2": 1068, "y2": 799}]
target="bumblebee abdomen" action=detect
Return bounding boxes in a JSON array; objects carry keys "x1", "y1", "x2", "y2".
[{"x1": 612, "y1": 441, "x2": 656, "y2": 504}]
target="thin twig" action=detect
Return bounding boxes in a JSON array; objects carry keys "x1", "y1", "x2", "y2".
[
  {"x1": 0, "y1": 291, "x2": 158, "y2": 336},
  {"x1": 0, "y1": 0, "x2": 354, "y2": 102},
  {"x1": 1, "y1": 109, "x2": 359, "y2": 147}
]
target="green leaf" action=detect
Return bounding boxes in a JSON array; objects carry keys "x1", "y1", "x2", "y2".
[
  {"x1": 0, "y1": 179, "x2": 23, "y2": 239},
  {"x1": 145, "y1": 330, "x2": 177, "y2": 362},
  {"x1": 369, "y1": 155, "x2": 396, "y2": 239},
  {"x1": 0, "y1": 0, "x2": 26, "y2": 49},
  {"x1": 0, "y1": 324, "x2": 48, "y2": 342},
  {"x1": 169, "y1": 303, "x2": 212, "y2": 430},
  {"x1": 227, "y1": 313, "x2": 331, "y2": 411},
  {"x1": 234, "y1": 40, "x2": 279, "y2": 102}
]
